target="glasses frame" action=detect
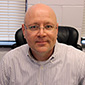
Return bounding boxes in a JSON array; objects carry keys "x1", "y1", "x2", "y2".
[{"x1": 24, "y1": 24, "x2": 57, "y2": 32}]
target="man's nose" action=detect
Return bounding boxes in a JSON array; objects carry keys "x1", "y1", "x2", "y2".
[{"x1": 37, "y1": 27, "x2": 46, "y2": 37}]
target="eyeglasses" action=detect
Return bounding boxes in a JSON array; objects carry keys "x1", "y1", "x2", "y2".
[{"x1": 24, "y1": 24, "x2": 56, "y2": 31}]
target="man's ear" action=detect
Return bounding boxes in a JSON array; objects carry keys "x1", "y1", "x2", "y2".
[
  {"x1": 22, "y1": 24, "x2": 26, "y2": 38},
  {"x1": 56, "y1": 23, "x2": 58, "y2": 39},
  {"x1": 56, "y1": 23, "x2": 58, "y2": 31}
]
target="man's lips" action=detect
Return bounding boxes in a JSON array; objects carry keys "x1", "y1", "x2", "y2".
[
  {"x1": 35, "y1": 40, "x2": 49, "y2": 44},
  {"x1": 36, "y1": 41, "x2": 47, "y2": 43}
]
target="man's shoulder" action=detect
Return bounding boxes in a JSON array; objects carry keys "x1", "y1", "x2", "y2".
[
  {"x1": 9, "y1": 44, "x2": 28, "y2": 53},
  {"x1": 3, "y1": 44, "x2": 29, "y2": 60},
  {"x1": 56, "y1": 42, "x2": 85, "y2": 57}
]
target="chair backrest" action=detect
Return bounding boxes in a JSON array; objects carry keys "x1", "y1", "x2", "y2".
[
  {"x1": 12, "y1": 26, "x2": 81, "y2": 50},
  {"x1": 15, "y1": 28, "x2": 26, "y2": 46},
  {"x1": 57, "y1": 26, "x2": 78, "y2": 47}
]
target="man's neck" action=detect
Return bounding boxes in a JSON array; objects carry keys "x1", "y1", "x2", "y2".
[{"x1": 29, "y1": 48, "x2": 54, "y2": 61}]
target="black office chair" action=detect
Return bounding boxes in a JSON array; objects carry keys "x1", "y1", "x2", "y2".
[
  {"x1": 12, "y1": 26, "x2": 82, "y2": 50},
  {"x1": 57, "y1": 26, "x2": 82, "y2": 50}
]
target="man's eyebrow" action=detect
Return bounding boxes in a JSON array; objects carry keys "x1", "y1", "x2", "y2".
[
  {"x1": 44, "y1": 22, "x2": 54, "y2": 25},
  {"x1": 27, "y1": 22, "x2": 54, "y2": 26},
  {"x1": 28, "y1": 23, "x2": 39, "y2": 26}
]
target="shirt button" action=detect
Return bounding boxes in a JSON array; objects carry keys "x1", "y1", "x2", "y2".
[
  {"x1": 40, "y1": 83, "x2": 42, "y2": 85},
  {"x1": 40, "y1": 66, "x2": 43, "y2": 69},
  {"x1": 38, "y1": 82, "x2": 42, "y2": 85}
]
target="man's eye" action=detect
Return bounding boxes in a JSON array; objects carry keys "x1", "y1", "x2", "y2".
[
  {"x1": 29, "y1": 26, "x2": 38, "y2": 29},
  {"x1": 45, "y1": 25, "x2": 53, "y2": 29}
]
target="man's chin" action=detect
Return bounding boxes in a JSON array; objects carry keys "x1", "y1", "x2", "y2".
[{"x1": 35, "y1": 47, "x2": 49, "y2": 53}]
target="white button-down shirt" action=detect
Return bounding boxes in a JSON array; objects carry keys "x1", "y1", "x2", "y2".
[{"x1": 0, "y1": 41, "x2": 85, "y2": 85}]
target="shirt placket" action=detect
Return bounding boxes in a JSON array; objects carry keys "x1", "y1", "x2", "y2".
[{"x1": 37, "y1": 64, "x2": 44, "y2": 85}]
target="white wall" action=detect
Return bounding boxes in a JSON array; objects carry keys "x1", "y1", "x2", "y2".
[{"x1": 28, "y1": 0, "x2": 84, "y2": 44}]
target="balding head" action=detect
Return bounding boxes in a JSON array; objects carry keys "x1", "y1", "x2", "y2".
[{"x1": 24, "y1": 3, "x2": 57, "y2": 25}]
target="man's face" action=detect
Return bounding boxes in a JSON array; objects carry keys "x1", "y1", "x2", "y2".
[{"x1": 23, "y1": 9, "x2": 58, "y2": 54}]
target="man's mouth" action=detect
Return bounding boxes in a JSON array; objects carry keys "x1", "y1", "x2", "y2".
[
  {"x1": 36, "y1": 41, "x2": 47, "y2": 43},
  {"x1": 35, "y1": 40, "x2": 49, "y2": 45}
]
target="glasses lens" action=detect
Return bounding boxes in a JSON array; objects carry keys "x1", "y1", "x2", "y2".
[
  {"x1": 29, "y1": 25, "x2": 39, "y2": 31},
  {"x1": 45, "y1": 24, "x2": 54, "y2": 30}
]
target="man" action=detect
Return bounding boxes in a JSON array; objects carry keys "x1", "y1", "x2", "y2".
[{"x1": 0, "y1": 3, "x2": 85, "y2": 85}]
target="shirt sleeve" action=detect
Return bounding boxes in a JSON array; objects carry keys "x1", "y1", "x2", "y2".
[
  {"x1": 79, "y1": 53, "x2": 85, "y2": 85},
  {"x1": 0, "y1": 56, "x2": 10, "y2": 85}
]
